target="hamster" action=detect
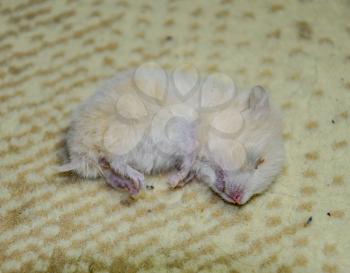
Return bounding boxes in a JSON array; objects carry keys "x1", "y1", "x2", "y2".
[{"x1": 58, "y1": 65, "x2": 284, "y2": 205}]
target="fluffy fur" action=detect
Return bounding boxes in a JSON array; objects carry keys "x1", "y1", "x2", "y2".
[{"x1": 59, "y1": 68, "x2": 285, "y2": 204}]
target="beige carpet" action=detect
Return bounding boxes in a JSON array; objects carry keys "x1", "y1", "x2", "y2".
[{"x1": 1, "y1": 0, "x2": 349, "y2": 272}]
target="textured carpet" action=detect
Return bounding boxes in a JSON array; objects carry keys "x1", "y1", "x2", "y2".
[{"x1": 0, "y1": 0, "x2": 349, "y2": 272}]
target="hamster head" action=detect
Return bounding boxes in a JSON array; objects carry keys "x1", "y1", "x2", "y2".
[{"x1": 198, "y1": 86, "x2": 285, "y2": 205}]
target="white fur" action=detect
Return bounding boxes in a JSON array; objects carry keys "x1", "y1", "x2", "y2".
[{"x1": 60, "y1": 68, "x2": 284, "y2": 204}]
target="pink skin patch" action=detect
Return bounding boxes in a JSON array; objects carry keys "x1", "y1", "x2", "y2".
[
  {"x1": 106, "y1": 171, "x2": 140, "y2": 195},
  {"x1": 214, "y1": 168, "x2": 244, "y2": 204},
  {"x1": 99, "y1": 158, "x2": 141, "y2": 195},
  {"x1": 214, "y1": 168, "x2": 225, "y2": 192},
  {"x1": 227, "y1": 186, "x2": 244, "y2": 204}
]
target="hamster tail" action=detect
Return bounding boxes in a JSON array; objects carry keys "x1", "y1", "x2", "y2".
[
  {"x1": 55, "y1": 161, "x2": 81, "y2": 173},
  {"x1": 54, "y1": 158, "x2": 101, "y2": 179}
]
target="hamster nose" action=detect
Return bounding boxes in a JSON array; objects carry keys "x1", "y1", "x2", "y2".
[{"x1": 228, "y1": 187, "x2": 244, "y2": 204}]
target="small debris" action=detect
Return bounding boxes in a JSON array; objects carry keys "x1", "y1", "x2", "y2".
[
  {"x1": 120, "y1": 198, "x2": 133, "y2": 207},
  {"x1": 331, "y1": 120, "x2": 335, "y2": 124},
  {"x1": 165, "y1": 36, "x2": 173, "y2": 41},
  {"x1": 296, "y1": 21, "x2": 312, "y2": 40},
  {"x1": 147, "y1": 209, "x2": 152, "y2": 213},
  {"x1": 327, "y1": 212, "x2": 331, "y2": 216},
  {"x1": 304, "y1": 216, "x2": 313, "y2": 227},
  {"x1": 146, "y1": 185, "x2": 154, "y2": 190}
]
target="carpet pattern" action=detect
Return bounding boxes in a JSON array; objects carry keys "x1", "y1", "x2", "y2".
[{"x1": 0, "y1": 0, "x2": 349, "y2": 272}]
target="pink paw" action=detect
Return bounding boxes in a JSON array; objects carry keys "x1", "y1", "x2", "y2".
[
  {"x1": 168, "y1": 171, "x2": 195, "y2": 189},
  {"x1": 99, "y1": 158, "x2": 145, "y2": 195},
  {"x1": 168, "y1": 173, "x2": 183, "y2": 188},
  {"x1": 126, "y1": 169, "x2": 145, "y2": 191}
]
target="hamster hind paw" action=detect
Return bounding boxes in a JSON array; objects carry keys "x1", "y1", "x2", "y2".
[{"x1": 99, "y1": 158, "x2": 145, "y2": 195}]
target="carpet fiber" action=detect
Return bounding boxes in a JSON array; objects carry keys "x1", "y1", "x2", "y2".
[{"x1": 0, "y1": 0, "x2": 349, "y2": 272}]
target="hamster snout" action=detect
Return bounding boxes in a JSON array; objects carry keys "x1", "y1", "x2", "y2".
[{"x1": 210, "y1": 167, "x2": 247, "y2": 205}]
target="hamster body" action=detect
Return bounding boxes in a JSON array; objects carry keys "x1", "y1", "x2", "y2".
[{"x1": 60, "y1": 67, "x2": 284, "y2": 204}]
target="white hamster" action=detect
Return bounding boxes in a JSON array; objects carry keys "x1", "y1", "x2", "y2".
[{"x1": 58, "y1": 66, "x2": 284, "y2": 205}]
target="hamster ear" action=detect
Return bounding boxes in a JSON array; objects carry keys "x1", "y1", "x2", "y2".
[{"x1": 248, "y1": 85, "x2": 270, "y2": 112}]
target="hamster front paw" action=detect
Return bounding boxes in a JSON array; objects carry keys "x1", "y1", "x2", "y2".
[{"x1": 167, "y1": 170, "x2": 196, "y2": 188}]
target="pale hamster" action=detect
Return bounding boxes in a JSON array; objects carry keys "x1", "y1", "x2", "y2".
[{"x1": 58, "y1": 65, "x2": 284, "y2": 205}]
